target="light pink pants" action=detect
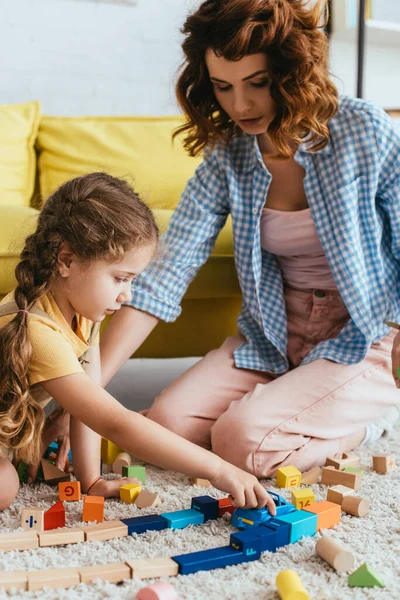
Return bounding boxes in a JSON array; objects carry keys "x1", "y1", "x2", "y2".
[{"x1": 146, "y1": 285, "x2": 399, "y2": 477}]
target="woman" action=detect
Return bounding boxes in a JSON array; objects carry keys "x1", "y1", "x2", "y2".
[{"x1": 100, "y1": 0, "x2": 400, "y2": 477}]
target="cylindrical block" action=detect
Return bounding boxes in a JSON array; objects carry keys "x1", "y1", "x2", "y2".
[
  {"x1": 341, "y1": 495, "x2": 370, "y2": 517},
  {"x1": 276, "y1": 569, "x2": 309, "y2": 600},
  {"x1": 136, "y1": 581, "x2": 179, "y2": 600},
  {"x1": 315, "y1": 536, "x2": 355, "y2": 572},
  {"x1": 112, "y1": 452, "x2": 131, "y2": 475}
]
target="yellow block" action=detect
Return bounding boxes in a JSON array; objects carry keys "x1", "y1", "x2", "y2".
[
  {"x1": 276, "y1": 569, "x2": 310, "y2": 600},
  {"x1": 119, "y1": 483, "x2": 142, "y2": 504},
  {"x1": 291, "y1": 488, "x2": 315, "y2": 510},
  {"x1": 101, "y1": 438, "x2": 121, "y2": 464},
  {"x1": 276, "y1": 466, "x2": 302, "y2": 488}
]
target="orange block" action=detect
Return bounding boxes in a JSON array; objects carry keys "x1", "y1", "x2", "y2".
[
  {"x1": 218, "y1": 498, "x2": 235, "y2": 517},
  {"x1": 82, "y1": 496, "x2": 104, "y2": 523},
  {"x1": 58, "y1": 481, "x2": 81, "y2": 502},
  {"x1": 303, "y1": 500, "x2": 341, "y2": 531}
]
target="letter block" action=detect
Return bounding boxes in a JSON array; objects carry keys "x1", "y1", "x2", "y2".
[
  {"x1": 291, "y1": 488, "x2": 315, "y2": 510},
  {"x1": 276, "y1": 466, "x2": 301, "y2": 488},
  {"x1": 58, "y1": 481, "x2": 81, "y2": 502},
  {"x1": 21, "y1": 508, "x2": 45, "y2": 532}
]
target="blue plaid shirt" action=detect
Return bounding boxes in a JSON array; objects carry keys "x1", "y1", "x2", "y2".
[{"x1": 129, "y1": 96, "x2": 400, "y2": 373}]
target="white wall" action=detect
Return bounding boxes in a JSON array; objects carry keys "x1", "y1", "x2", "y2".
[{"x1": 1, "y1": 0, "x2": 399, "y2": 116}]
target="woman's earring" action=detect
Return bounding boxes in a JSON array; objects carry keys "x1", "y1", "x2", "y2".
[{"x1": 61, "y1": 271, "x2": 65, "y2": 277}]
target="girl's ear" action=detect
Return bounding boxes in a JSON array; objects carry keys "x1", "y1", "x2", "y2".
[{"x1": 56, "y1": 244, "x2": 74, "y2": 276}]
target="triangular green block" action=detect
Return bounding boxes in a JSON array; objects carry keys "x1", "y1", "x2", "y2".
[{"x1": 348, "y1": 563, "x2": 385, "y2": 588}]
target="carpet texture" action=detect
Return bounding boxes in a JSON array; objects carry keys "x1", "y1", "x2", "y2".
[{"x1": 0, "y1": 424, "x2": 399, "y2": 600}]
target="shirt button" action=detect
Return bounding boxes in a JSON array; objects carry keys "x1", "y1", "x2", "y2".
[
  {"x1": 253, "y1": 208, "x2": 258, "y2": 214},
  {"x1": 314, "y1": 289, "x2": 325, "y2": 298}
]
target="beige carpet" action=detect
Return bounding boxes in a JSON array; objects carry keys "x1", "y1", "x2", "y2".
[{"x1": 0, "y1": 424, "x2": 399, "y2": 600}]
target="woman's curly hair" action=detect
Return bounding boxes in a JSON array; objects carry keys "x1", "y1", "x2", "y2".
[{"x1": 174, "y1": 0, "x2": 339, "y2": 158}]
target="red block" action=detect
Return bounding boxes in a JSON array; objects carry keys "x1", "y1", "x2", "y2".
[
  {"x1": 218, "y1": 497, "x2": 235, "y2": 517},
  {"x1": 44, "y1": 501, "x2": 66, "y2": 530}
]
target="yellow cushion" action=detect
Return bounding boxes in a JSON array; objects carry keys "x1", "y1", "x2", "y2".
[
  {"x1": 0, "y1": 101, "x2": 41, "y2": 207},
  {"x1": 37, "y1": 115, "x2": 202, "y2": 209}
]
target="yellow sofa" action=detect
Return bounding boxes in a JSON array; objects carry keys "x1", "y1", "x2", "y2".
[{"x1": 0, "y1": 101, "x2": 241, "y2": 357}]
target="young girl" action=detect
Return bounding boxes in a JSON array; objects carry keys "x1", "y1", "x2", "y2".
[{"x1": 0, "y1": 172, "x2": 275, "y2": 514}]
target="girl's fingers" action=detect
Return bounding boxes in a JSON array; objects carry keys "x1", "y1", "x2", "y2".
[
  {"x1": 244, "y1": 488, "x2": 258, "y2": 510},
  {"x1": 56, "y1": 437, "x2": 70, "y2": 471}
]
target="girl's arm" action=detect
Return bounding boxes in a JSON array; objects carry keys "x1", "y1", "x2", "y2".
[{"x1": 40, "y1": 372, "x2": 275, "y2": 512}]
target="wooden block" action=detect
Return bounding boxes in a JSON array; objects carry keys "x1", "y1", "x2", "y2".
[
  {"x1": 291, "y1": 488, "x2": 315, "y2": 510},
  {"x1": 326, "y1": 485, "x2": 355, "y2": 505},
  {"x1": 348, "y1": 563, "x2": 385, "y2": 588},
  {"x1": 112, "y1": 452, "x2": 131, "y2": 475},
  {"x1": 38, "y1": 527, "x2": 85, "y2": 547},
  {"x1": 83, "y1": 520, "x2": 128, "y2": 542},
  {"x1": 82, "y1": 496, "x2": 104, "y2": 522},
  {"x1": 276, "y1": 466, "x2": 301, "y2": 488},
  {"x1": 372, "y1": 453, "x2": 396, "y2": 474},
  {"x1": 276, "y1": 569, "x2": 310, "y2": 600},
  {"x1": 303, "y1": 500, "x2": 341, "y2": 530},
  {"x1": 300, "y1": 467, "x2": 321, "y2": 485},
  {"x1": 21, "y1": 508, "x2": 45, "y2": 531},
  {"x1": 325, "y1": 453, "x2": 360, "y2": 470},
  {"x1": 190, "y1": 477, "x2": 211, "y2": 487},
  {"x1": 28, "y1": 568, "x2": 80, "y2": 591},
  {"x1": 341, "y1": 496, "x2": 370, "y2": 517},
  {"x1": 41, "y1": 459, "x2": 70, "y2": 485},
  {"x1": 321, "y1": 466, "x2": 362, "y2": 490},
  {"x1": 136, "y1": 582, "x2": 179, "y2": 600},
  {"x1": 119, "y1": 482, "x2": 142, "y2": 503},
  {"x1": 135, "y1": 490, "x2": 161, "y2": 509},
  {"x1": 316, "y1": 536, "x2": 355, "y2": 572},
  {"x1": 78, "y1": 562, "x2": 131, "y2": 584},
  {"x1": 0, "y1": 531, "x2": 38, "y2": 552},
  {"x1": 218, "y1": 497, "x2": 235, "y2": 517},
  {"x1": 343, "y1": 467, "x2": 364, "y2": 474},
  {"x1": 101, "y1": 438, "x2": 121, "y2": 464},
  {"x1": 0, "y1": 570, "x2": 28, "y2": 591},
  {"x1": 58, "y1": 481, "x2": 81, "y2": 502},
  {"x1": 44, "y1": 501, "x2": 66, "y2": 530},
  {"x1": 126, "y1": 556, "x2": 179, "y2": 579},
  {"x1": 122, "y1": 464, "x2": 146, "y2": 483}
]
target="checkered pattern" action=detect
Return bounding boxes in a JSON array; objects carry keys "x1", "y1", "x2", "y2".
[{"x1": 128, "y1": 96, "x2": 400, "y2": 373}]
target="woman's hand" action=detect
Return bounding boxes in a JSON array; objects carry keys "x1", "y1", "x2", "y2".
[
  {"x1": 27, "y1": 407, "x2": 71, "y2": 483},
  {"x1": 209, "y1": 459, "x2": 276, "y2": 515},
  {"x1": 391, "y1": 330, "x2": 400, "y2": 389}
]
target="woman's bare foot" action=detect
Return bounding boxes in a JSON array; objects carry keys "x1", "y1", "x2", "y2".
[{"x1": 87, "y1": 476, "x2": 141, "y2": 498}]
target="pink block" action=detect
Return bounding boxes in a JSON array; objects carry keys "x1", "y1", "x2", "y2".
[{"x1": 136, "y1": 581, "x2": 179, "y2": 600}]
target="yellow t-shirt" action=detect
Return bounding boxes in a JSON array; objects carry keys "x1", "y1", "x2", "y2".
[{"x1": 0, "y1": 290, "x2": 99, "y2": 395}]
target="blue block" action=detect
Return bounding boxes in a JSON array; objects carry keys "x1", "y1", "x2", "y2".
[
  {"x1": 262, "y1": 519, "x2": 291, "y2": 547},
  {"x1": 121, "y1": 514, "x2": 169, "y2": 535},
  {"x1": 191, "y1": 496, "x2": 219, "y2": 522},
  {"x1": 172, "y1": 545, "x2": 261, "y2": 575},
  {"x1": 273, "y1": 510, "x2": 318, "y2": 543},
  {"x1": 160, "y1": 509, "x2": 205, "y2": 529},
  {"x1": 230, "y1": 525, "x2": 277, "y2": 554},
  {"x1": 45, "y1": 441, "x2": 72, "y2": 462}
]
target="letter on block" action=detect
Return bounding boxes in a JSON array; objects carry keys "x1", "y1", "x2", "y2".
[
  {"x1": 58, "y1": 481, "x2": 81, "y2": 502},
  {"x1": 21, "y1": 508, "x2": 45, "y2": 531},
  {"x1": 291, "y1": 489, "x2": 315, "y2": 510},
  {"x1": 276, "y1": 466, "x2": 301, "y2": 488}
]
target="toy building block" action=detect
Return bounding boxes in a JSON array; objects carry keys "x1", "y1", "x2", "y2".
[
  {"x1": 303, "y1": 500, "x2": 341, "y2": 531},
  {"x1": 44, "y1": 501, "x2": 66, "y2": 530},
  {"x1": 191, "y1": 496, "x2": 219, "y2": 521},
  {"x1": 348, "y1": 563, "x2": 385, "y2": 588},
  {"x1": 135, "y1": 490, "x2": 161, "y2": 509},
  {"x1": 126, "y1": 557, "x2": 179, "y2": 579},
  {"x1": 160, "y1": 508, "x2": 205, "y2": 529},
  {"x1": 315, "y1": 536, "x2": 355, "y2": 572},
  {"x1": 136, "y1": 581, "x2": 179, "y2": 600},
  {"x1": 83, "y1": 520, "x2": 128, "y2": 542},
  {"x1": 276, "y1": 569, "x2": 310, "y2": 600},
  {"x1": 119, "y1": 482, "x2": 142, "y2": 503},
  {"x1": 263, "y1": 519, "x2": 292, "y2": 548},
  {"x1": 321, "y1": 466, "x2": 362, "y2": 490},
  {"x1": 291, "y1": 488, "x2": 315, "y2": 510},
  {"x1": 172, "y1": 544, "x2": 260, "y2": 575},
  {"x1": 230, "y1": 525, "x2": 277, "y2": 554},
  {"x1": 101, "y1": 438, "x2": 121, "y2": 464},
  {"x1": 58, "y1": 481, "x2": 81, "y2": 502},
  {"x1": 112, "y1": 452, "x2": 132, "y2": 475},
  {"x1": 78, "y1": 562, "x2": 131, "y2": 584},
  {"x1": 190, "y1": 477, "x2": 211, "y2": 487},
  {"x1": 0, "y1": 531, "x2": 38, "y2": 552},
  {"x1": 343, "y1": 467, "x2": 364, "y2": 475},
  {"x1": 325, "y1": 453, "x2": 360, "y2": 471},
  {"x1": 276, "y1": 466, "x2": 301, "y2": 488},
  {"x1": 121, "y1": 515, "x2": 168, "y2": 535},
  {"x1": 122, "y1": 464, "x2": 146, "y2": 483},
  {"x1": 218, "y1": 497, "x2": 235, "y2": 517},
  {"x1": 82, "y1": 495, "x2": 104, "y2": 523},
  {"x1": 272, "y1": 510, "x2": 317, "y2": 544},
  {"x1": 21, "y1": 508, "x2": 45, "y2": 532},
  {"x1": 300, "y1": 466, "x2": 321, "y2": 485},
  {"x1": 41, "y1": 459, "x2": 70, "y2": 485},
  {"x1": 0, "y1": 570, "x2": 28, "y2": 591},
  {"x1": 326, "y1": 485, "x2": 355, "y2": 505},
  {"x1": 27, "y1": 567, "x2": 80, "y2": 591},
  {"x1": 38, "y1": 527, "x2": 85, "y2": 547},
  {"x1": 372, "y1": 453, "x2": 396, "y2": 474},
  {"x1": 341, "y1": 496, "x2": 370, "y2": 517}
]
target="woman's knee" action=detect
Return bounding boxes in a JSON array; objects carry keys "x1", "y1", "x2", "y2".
[
  {"x1": 211, "y1": 409, "x2": 256, "y2": 474},
  {"x1": 0, "y1": 458, "x2": 20, "y2": 510}
]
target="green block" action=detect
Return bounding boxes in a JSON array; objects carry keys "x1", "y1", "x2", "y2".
[
  {"x1": 122, "y1": 465, "x2": 146, "y2": 483},
  {"x1": 348, "y1": 563, "x2": 385, "y2": 588},
  {"x1": 396, "y1": 366, "x2": 400, "y2": 379},
  {"x1": 343, "y1": 467, "x2": 364, "y2": 474}
]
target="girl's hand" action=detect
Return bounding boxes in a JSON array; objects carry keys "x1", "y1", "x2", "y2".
[
  {"x1": 391, "y1": 329, "x2": 400, "y2": 389},
  {"x1": 209, "y1": 459, "x2": 276, "y2": 515},
  {"x1": 27, "y1": 408, "x2": 71, "y2": 483}
]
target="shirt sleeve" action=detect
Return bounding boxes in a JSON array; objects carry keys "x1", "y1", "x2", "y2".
[{"x1": 127, "y1": 147, "x2": 230, "y2": 322}]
